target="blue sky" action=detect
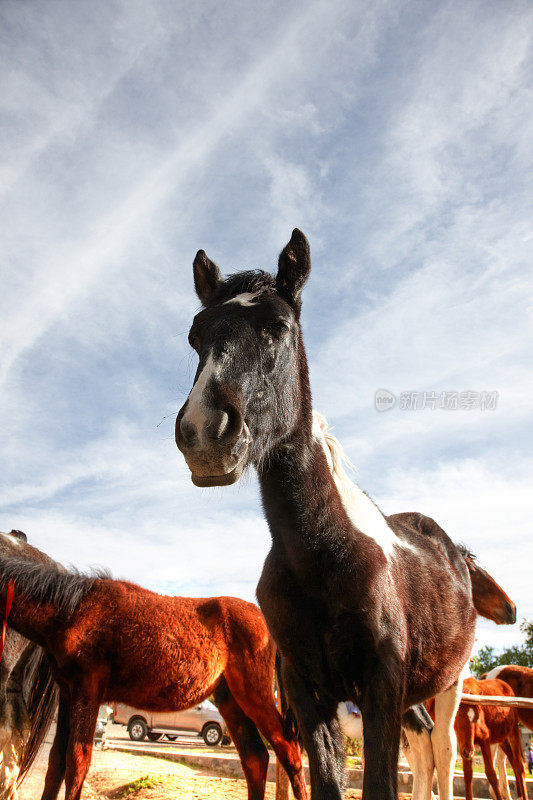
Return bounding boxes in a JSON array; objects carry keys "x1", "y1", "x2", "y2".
[{"x1": 1, "y1": 0, "x2": 531, "y2": 655}]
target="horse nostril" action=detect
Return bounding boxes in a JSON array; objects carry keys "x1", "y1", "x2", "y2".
[
  {"x1": 178, "y1": 415, "x2": 197, "y2": 447},
  {"x1": 213, "y1": 410, "x2": 229, "y2": 439},
  {"x1": 207, "y1": 406, "x2": 243, "y2": 442},
  {"x1": 223, "y1": 404, "x2": 244, "y2": 441},
  {"x1": 505, "y1": 601, "x2": 516, "y2": 622}
]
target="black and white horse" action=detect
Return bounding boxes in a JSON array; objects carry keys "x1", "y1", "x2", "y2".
[
  {"x1": 175, "y1": 230, "x2": 491, "y2": 800},
  {"x1": 0, "y1": 530, "x2": 57, "y2": 800}
]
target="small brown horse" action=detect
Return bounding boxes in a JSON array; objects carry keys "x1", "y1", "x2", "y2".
[
  {"x1": 482, "y1": 665, "x2": 533, "y2": 800},
  {"x1": 0, "y1": 531, "x2": 307, "y2": 800},
  {"x1": 482, "y1": 665, "x2": 533, "y2": 729},
  {"x1": 428, "y1": 677, "x2": 527, "y2": 800}
]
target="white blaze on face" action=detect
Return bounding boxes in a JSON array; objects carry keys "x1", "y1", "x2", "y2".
[
  {"x1": 181, "y1": 352, "x2": 219, "y2": 445},
  {"x1": 312, "y1": 410, "x2": 415, "y2": 560},
  {"x1": 0, "y1": 532, "x2": 21, "y2": 550},
  {"x1": 467, "y1": 707, "x2": 476, "y2": 722},
  {"x1": 223, "y1": 293, "x2": 258, "y2": 307}
]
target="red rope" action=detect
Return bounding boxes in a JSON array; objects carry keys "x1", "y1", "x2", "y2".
[{"x1": 0, "y1": 581, "x2": 15, "y2": 662}]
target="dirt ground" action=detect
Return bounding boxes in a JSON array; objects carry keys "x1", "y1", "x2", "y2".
[{"x1": 19, "y1": 744, "x2": 412, "y2": 799}]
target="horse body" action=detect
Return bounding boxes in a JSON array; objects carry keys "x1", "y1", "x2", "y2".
[
  {"x1": 0, "y1": 531, "x2": 56, "y2": 800},
  {"x1": 175, "y1": 230, "x2": 484, "y2": 800},
  {"x1": 481, "y1": 666, "x2": 533, "y2": 800},
  {"x1": 0, "y1": 533, "x2": 307, "y2": 800},
  {"x1": 483, "y1": 665, "x2": 533, "y2": 730},
  {"x1": 254, "y1": 422, "x2": 475, "y2": 800},
  {"x1": 0, "y1": 630, "x2": 32, "y2": 800},
  {"x1": 49, "y1": 587, "x2": 240, "y2": 712}
]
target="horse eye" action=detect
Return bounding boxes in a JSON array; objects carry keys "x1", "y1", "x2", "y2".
[{"x1": 272, "y1": 320, "x2": 291, "y2": 334}]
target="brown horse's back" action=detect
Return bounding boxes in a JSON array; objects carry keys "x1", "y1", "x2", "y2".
[
  {"x1": 457, "y1": 678, "x2": 517, "y2": 750},
  {"x1": 63, "y1": 581, "x2": 272, "y2": 712},
  {"x1": 482, "y1": 666, "x2": 533, "y2": 730}
]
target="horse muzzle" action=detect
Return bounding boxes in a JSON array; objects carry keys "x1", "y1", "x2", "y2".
[
  {"x1": 490, "y1": 599, "x2": 517, "y2": 625},
  {"x1": 175, "y1": 402, "x2": 251, "y2": 487}
]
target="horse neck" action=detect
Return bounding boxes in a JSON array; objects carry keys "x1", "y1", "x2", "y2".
[
  {"x1": 257, "y1": 413, "x2": 371, "y2": 578},
  {"x1": 6, "y1": 597, "x2": 59, "y2": 648}
]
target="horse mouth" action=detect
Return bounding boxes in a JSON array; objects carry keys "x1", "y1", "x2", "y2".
[
  {"x1": 496, "y1": 601, "x2": 517, "y2": 625},
  {"x1": 191, "y1": 463, "x2": 245, "y2": 487}
]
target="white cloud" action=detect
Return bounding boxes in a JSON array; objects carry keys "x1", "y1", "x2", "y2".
[{"x1": 0, "y1": 0, "x2": 531, "y2": 659}]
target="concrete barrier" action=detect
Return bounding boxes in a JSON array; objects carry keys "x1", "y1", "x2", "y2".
[{"x1": 109, "y1": 743, "x2": 533, "y2": 798}]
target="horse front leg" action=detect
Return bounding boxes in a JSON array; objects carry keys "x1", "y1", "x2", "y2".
[
  {"x1": 41, "y1": 689, "x2": 70, "y2": 800},
  {"x1": 480, "y1": 741, "x2": 504, "y2": 800},
  {"x1": 360, "y1": 674, "x2": 403, "y2": 800},
  {"x1": 432, "y1": 671, "x2": 466, "y2": 800},
  {"x1": 213, "y1": 677, "x2": 269, "y2": 800},
  {"x1": 283, "y1": 664, "x2": 344, "y2": 800},
  {"x1": 402, "y1": 705, "x2": 435, "y2": 800},
  {"x1": 462, "y1": 755, "x2": 474, "y2": 800},
  {"x1": 490, "y1": 745, "x2": 512, "y2": 800},
  {"x1": 500, "y1": 735, "x2": 527, "y2": 800},
  {"x1": 63, "y1": 680, "x2": 103, "y2": 800}
]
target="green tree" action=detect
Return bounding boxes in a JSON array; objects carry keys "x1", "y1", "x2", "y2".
[{"x1": 470, "y1": 619, "x2": 533, "y2": 677}]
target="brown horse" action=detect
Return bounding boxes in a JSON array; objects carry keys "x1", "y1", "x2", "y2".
[
  {"x1": 482, "y1": 665, "x2": 533, "y2": 729},
  {"x1": 482, "y1": 665, "x2": 533, "y2": 800},
  {"x1": 428, "y1": 677, "x2": 527, "y2": 800},
  {"x1": 0, "y1": 530, "x2": 307, "y2": 800}
]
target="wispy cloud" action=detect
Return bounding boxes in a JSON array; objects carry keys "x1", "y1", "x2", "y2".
[{"x1": 0, "y1": 0, "x2": 531, "y2": 654}]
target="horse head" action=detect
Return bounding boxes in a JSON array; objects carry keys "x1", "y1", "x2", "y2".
[
  {"x1": 464, "y1": 553, "x2": 516, "y2": 624},
  {"x1": 176, "y1": 229, "x2": 311, "y2": 487}
]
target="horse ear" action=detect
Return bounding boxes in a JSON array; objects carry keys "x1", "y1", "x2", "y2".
[
  {"x1": 193, "y1": 250, "x2": 223, "y2": 306},
  {"x1": 276, "y1": 228, "x2": 311, "y2": 314}
]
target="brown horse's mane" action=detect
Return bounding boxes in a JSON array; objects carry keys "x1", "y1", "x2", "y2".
[{"x1": 0, "y1": 555, "x2": 109, "y2": 615}]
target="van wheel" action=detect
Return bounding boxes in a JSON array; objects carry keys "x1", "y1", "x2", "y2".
[
  {"x1": 128, "y1": 718, "x2": 147, "y2": 741},
  {"x1": 202, "y1": 723, "x2": 222, "y2": 746},
  {"x1": 147, "y1": 732, "x2": 163, "y2": 741}
]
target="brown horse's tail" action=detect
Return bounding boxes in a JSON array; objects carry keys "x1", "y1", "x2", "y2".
[
  {"x1": 17, "y1": 646, "x2": 58, "y2": 785},
  {"x1": 275, "y1": 652, "x2": 301, "y2": 745}
]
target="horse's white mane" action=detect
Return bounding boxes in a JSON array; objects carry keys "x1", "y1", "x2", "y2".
[
  {"x1": 312, "y1": 411, "x2": 358, "y2": 502},
  {"x1": 312, "y1": 410, "x2": 411, "y2": 559}
]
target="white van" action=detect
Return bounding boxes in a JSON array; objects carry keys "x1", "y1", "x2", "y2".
[{"x1": 114, "y1": 700, "x2": 229, "y2": 746}]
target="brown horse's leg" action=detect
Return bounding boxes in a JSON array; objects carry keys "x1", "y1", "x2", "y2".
[
  {"x1": 227, "y1": 688, "x2": 308, "y2": 799},
  {"x1": 63, "y1": 681, "x2": 102, "y2": 800},
  {"x1": 40, "y1": 689, "x2": 70, "y2": 800},
  {"x1": 213, "y1": 678, "x2": 269, "y2": 800},
  {"x1": 501, "y1": 735, "x2": 527, "y2": 800},
  {"x1": 480, "y1": 740, "x2": 503, "y2": 800},
  {"x1": 462, "y1": 756, "x2": 474, "y2": 800},
  {"x1": 223, "y1": 666, "x2": 308, "y2": 800}
]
